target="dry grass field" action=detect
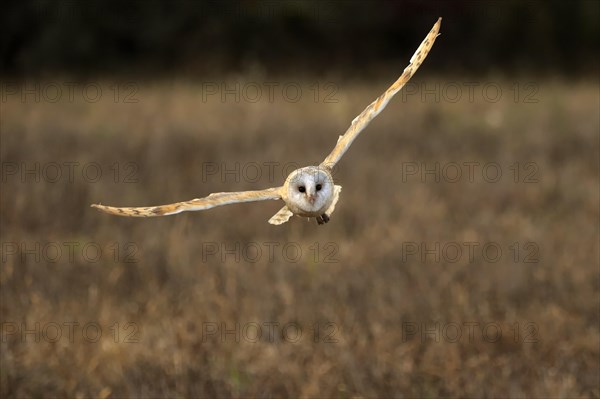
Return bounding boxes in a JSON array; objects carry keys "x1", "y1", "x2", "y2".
[{"x1": 1, "y1": 76, "x2": 598, "y2": 397}]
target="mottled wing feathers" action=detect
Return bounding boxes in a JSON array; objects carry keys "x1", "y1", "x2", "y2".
[
  {"x1": 91, "y1": 187, "x2": 283, "y2": 217},
  {"x1": 268, "y1": 205, "x2": 294, "y2": 225},
  {"x1": 321, "y1": 18, "x2": 441, "y2": 168}
]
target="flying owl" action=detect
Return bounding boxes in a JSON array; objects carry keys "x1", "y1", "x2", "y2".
[{"x1": 92, "y1": 18, "x2": 441, "y2": 225}]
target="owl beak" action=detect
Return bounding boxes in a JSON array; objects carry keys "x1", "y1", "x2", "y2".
[{"x1": 307, "y1": 194, "x2": 316, "y2": 204}]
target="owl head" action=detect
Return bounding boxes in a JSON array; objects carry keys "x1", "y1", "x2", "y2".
[{"x1": 284, "y1": 166, "x2": 334, "y2": 214}]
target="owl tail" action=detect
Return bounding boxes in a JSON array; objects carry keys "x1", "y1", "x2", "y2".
[{"x1": 268, "y1": 206, "x2": 294, "y2": 225}]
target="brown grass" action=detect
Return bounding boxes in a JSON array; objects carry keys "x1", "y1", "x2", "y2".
[{"x1": 1, "y1": 76, "x2": 598, "y2": 398}]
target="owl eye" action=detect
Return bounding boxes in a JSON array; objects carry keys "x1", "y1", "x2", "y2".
[
  {"x1": 315, "y1": 184, "x2": 322, "y2": 191},
  {"x1": 298, "y1": 186, "x2": 306, "y2": 193}
]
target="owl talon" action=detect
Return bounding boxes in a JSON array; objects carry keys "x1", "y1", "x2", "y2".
[{"x1": 316, "y1": 214, "x2": 330, "y2": 225}]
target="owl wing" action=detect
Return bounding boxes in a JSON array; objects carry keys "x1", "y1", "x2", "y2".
[
  {"x1": 91, "y1": 187, "x2": 283, "y2": 217},
  {"x1": 324, "y1": 185, "x2": 342, "y2": 217},
  {"x1": 268, "y1": 205, "x2": 294, "y2": 225},
  {"x1": 320, "y1": 17, "x2": 441, "y2": 169}
]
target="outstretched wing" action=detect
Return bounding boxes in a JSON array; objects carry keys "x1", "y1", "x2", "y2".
[
  {"x1": 91, "y1": 187, "x2": 283, "y2": 217},
  {"x1": 321, "y1": 17, "x2": 441, "y2": 169}
]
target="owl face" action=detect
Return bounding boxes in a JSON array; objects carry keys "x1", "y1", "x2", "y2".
[{"x1": 284, "y1": 166, "x2": 334, "y2": 215}]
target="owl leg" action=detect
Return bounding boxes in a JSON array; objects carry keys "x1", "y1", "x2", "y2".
[{"x1": 316, "y1": 214, "x2": 330, "y2": 225}]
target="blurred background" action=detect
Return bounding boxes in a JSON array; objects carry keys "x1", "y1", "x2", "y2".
[{"x1": 1, "y1": 0, "x2": 599, "y2": 397}]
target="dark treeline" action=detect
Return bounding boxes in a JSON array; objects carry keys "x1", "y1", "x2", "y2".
[{"x1": 1, "y1": 0, "x2": 598, "y2": 77}]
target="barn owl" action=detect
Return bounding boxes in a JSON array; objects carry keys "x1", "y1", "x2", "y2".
[{"x1": 92, "y1": 18, "x2": 441, "y2": 225}]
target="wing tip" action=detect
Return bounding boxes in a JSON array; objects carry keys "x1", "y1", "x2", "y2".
[
  {"x1": 268, "y1": 217, "x2": 288, "y2": 225},
  {"x1": 268, "y1": 206, "x2": 293, "y2": 225},
  {"x1": 434, "y1": 17, "x2": 442, "y2": 34}
]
